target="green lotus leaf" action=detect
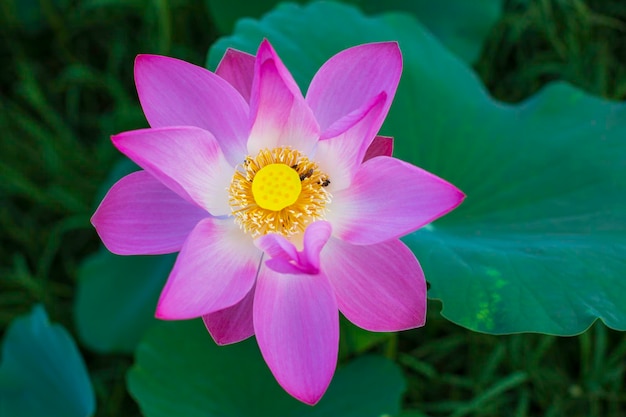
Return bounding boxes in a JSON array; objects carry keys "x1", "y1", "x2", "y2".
[
  {"x1": 75, "y1": 159, "x2": 172, "y2": 353},
  {"x1": 354, "y1": 0, "x2": 503, "y2": 62},
  {"x1": 128, "y1": 320, "x2": 405, "y2": 416},
  {"x1": 75, "y1": 249, "x2": 174, "y2": 352},
  {"x1": 0, "y1": 305, "x2": 95, "y2": 417},
  {"x1": 206, "y1": 0, "x2": 502, "y2": 63},
  {"x1": 208, "y1": 1, "x2": 626, "y2": 335}
]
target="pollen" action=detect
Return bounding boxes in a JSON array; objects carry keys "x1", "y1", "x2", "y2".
[{"x1": 229, "y1": 147, "x2": 331, "y2": 237}]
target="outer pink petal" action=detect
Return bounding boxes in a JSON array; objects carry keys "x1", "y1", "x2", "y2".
[
  {"x1": 202, "y1": 283, "x2": 255, "y2": 345},
  {"x1": 156, "y1": 218, "x2": 261, "y2": 319},
  {"x1": 254, "y1": 266, "x2": 338, "y2": 405},
  {"x1": 323, "y1": 237, "x2": 426, "y2": 331},
  {"x1": 363, "y1": 136, "x2": 393, "y2": 161},
  {"x1": 247, "y1": 40, "x2": 319, "y2": 155},
  {"x1": 315, "y1": 93, "x2": 386, "y2": 191},
  {"x1": 328, "y1": 156, "x2": 465, "y2": 245},
  {"x1": 215, "y1": 48, "x2": 256, "y2": 103},
  {"x1": 112, "y1": 126, "x2": 233, "y2": 216},
  {"x1": 134, "y1": 54, "x2": 249, "y2": 165},
  {"x1": 306, "y1": 42, "x2": 402, "y2": 136},
  {"x1": 91, "y1": 171, "x2": 208, "y2": 255}
]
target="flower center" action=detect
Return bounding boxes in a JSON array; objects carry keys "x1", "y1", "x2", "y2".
[
  {"x1": 229, "y1": 147, "x2": 330, "y2": 238},
  {"x1": 251, "y1": 163, "x2": 302, "y2": 211}
]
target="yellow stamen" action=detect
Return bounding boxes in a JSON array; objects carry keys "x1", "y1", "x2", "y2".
[{"x1": 229, "y1": 147, "x2": 331, "y2": 237}]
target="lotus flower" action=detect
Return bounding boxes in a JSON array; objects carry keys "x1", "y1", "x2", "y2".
[{"x1": 92, "y1": 39, "x2": 464, "y2": 404}]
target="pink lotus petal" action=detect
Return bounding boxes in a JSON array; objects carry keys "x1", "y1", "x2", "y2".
[
  {"x1": 328, "y1": 156, "x2": 465, "y2": 245},
  {"x1": 315, "y1": 93, "x2": 386, "y2": 191},
  {"x1": 91, "y1": 171, "x2": 208, "y2": 255},
  {"x1": 134, "y1": 54, "x2": 249, "y2": 165},
  {"x1": 215, "y1": 48, "x2": 256, "y2": 103},
  {"x1": 202, "y1": 283, "x2": 255, "y2": 345},
  {"x1": 247, "y1": 41, "x2": 319, "y2": 155},
  {"x1": 301, "y1": 221, "x2": 332, "y2": 272},
  {"x1": 255, "y1": 234, "x2": 299, "y2": 269},
  {"x1": 306, "y1": 42, "x2": 402, "y2": 136},
  {"x1": 256, "y1": 221, "x2": 332, "y2": 275},
  {"x1": 156, "y1": 218, "x2": 261, "y2": 319},
  {"x1": 254, "y1": 39, "x2": 302, "y2": 99},
  {"x1": 363, "y1": 136, "x2": 394, "y2": 161},
  {"x1": 323, "y1": 237, "x2": 426, "y2": 331},
  {"x1": 318, "y1": 94, "x2": 384, "y2": 141},
  {"x1": 254, "y1": 265, "x2": 338, "y2": 405},
  {"x1": 112, "y1": 126, "x2": 233, "y2": 216}
]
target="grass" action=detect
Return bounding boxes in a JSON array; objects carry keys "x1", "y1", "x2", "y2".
[
  {"x1": 1, "y1": 0, "x2": 626, "y2": 416},
  {"x1": 477, "y1": 0, "x2": 626, "y2": 101},
  {"x1": 399, "y1": 306, "x2": 626, "y2": 416}
]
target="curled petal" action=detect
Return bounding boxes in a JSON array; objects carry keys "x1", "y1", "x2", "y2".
[
  {"x1": 247, "y1": 40, "x2": 319, "y2": 155},
  {"x1": 301, "y1": 221, "x2": 332, "y2": 272},
  {"x1": 254, "y1": 266, "x2": 338, "y2": 405},
  {"x1": 363, "y1": 136, "x2": 394, "y2": 161},
  {"x1": 91, "y1": 171, "x2": 208, "y2": 255},
  {"x1": 256, "y1": 221, "x2": 332, "y2": 275},
  {"x1": 112, "y1": 126, "x2": 233, "y2": 216},
  {"x1": 318, "y1": 93, "x2": 384, "y2": 141},
  {"x1": 323, "y1": 237, "x2": 426, "y2": 331},
  {"x1": 306, "y1": 42, "x2": 402, "y2": 135},
  {"x1": 215, "y1": 48, "x2": 256, "y2": 103},
  {"x1": 255, "y1": 234, "x2": 299, "y2": 272},
  {"x1": 315, "y1": 93, "x2": 386, "y2": 191},
  {"x1": 156, "y1": 218, "x2": 261, "y2": 319},
  {"x1": 202, "y1": 283, "x2": 256, "y2": 345},
  {"x1": 134, "y1": 54, "x2": 249, "y2": 165},
  {"x1": 328, "y1": 156, "x2": 465, "y2": 245}
]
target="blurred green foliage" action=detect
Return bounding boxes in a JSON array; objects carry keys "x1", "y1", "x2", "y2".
[
  {"x1": 0, "y1": 305, "x2": 95, "y2": 417},
  {"x1": 1, "y1": 0, "x2": 626, "y2": 416},
  {"x1": 477, "y1": 0, "x2": 626, "y2": 101}
]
